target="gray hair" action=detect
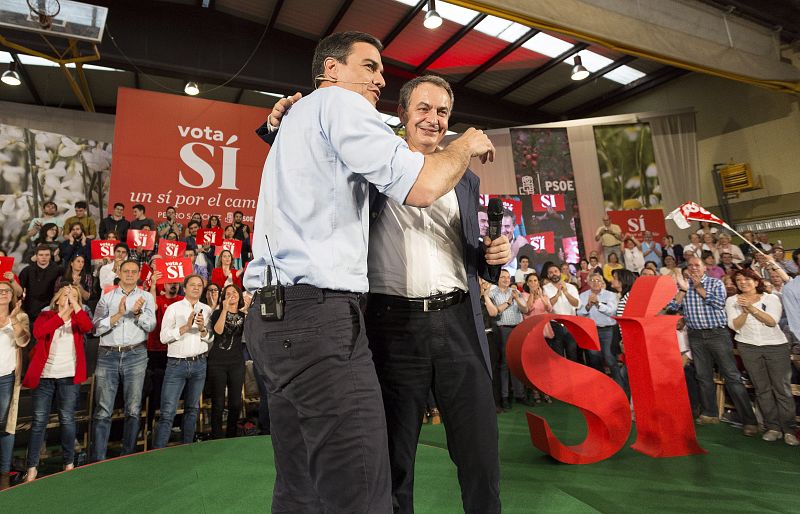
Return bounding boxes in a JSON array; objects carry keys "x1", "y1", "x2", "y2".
[{"x1": 398, "y1": 75, "x2": 455, "y2": 114}]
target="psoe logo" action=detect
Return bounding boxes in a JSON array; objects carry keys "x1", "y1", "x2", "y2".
[{"x1": 177, "y1": 125, "x2": 240, "y2": 190}]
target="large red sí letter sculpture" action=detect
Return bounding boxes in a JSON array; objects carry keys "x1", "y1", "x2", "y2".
[{"x1": 506, "y1": 275, "x2": 705, "y2": 463}]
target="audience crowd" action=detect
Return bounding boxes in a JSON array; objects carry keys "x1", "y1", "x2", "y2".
[
  {"x1": 0, "y1": 201, "x2": 265, "y2": 490},
  {"x1": 1, "y1": 199, "x2": 799, "y2": 491}
]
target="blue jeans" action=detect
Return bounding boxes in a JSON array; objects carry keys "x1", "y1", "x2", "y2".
[
  {"x1": 92, "y1": 345, "x2": 148, "y2": 461},
  {"x1": 152, "y1": 356, "x2": 207, "y2": 449},
  {"x1": 689, "y1": 327, "x2": 757, "y2": 425},
  {"x1": 27, "y1": 377, "x2": 80, "y2": 468},
  {"x1": 0, "y1": 372, "x2": 15, "y2": 473}
]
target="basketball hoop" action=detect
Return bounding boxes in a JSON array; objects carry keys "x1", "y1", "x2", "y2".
[{"x1": 27, "y1": 0, "x2": 60, "y2": 30}]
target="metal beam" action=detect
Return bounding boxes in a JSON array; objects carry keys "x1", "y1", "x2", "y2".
[
  {"x1": 566, "y1": 67, "x2": 690, "y2": 118},
  {"x1": 134, "y1": 71, "x2": 140, "y2": 89},
  {"x1": 495, "y1": 43, "x2": 588, "y2": 99},
  {"x1": 9, "y1": 51, "x2": 44, "y2": 106},
  {"x1": 234, "y1": 88, "x2": 244, "y2": 103},
  {"x1": 324, "y1": 0, "x2": 355, "y2": 37},
  {"x1": 382, "y1": 0, "x2": 426, "y2": 48},
  {"x1": 415, "y1": 13, "x2": 486, "y2": 73},
  {"x1": 267, "y1": 0, "x2": 285, "y2": 32},
  {"x1": 528, "y1": 55, "x2": 636, "y2": 110},
  {"x1": 457, "y1": 28, "x2": 538, "y2": 87}
]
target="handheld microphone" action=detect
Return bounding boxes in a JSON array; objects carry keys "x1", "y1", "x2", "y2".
[{"x1": 486, "y1": 198, "x2": 504, "y2": 282}]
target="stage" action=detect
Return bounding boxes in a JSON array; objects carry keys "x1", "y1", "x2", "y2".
[{"x1": 1, "y1": 402, "x2": 796, "y2": 513}]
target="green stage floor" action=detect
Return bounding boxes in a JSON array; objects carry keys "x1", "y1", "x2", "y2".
[{"x1": 1, "y1": 402, "x2": 798, "y2": 513}]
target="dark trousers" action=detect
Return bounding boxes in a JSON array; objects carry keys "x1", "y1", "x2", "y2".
[
  {"x1": 549, "y1": 321, "x2": 578, "y2": 361},
  {"x1": 144, "y1": 351, "x2": 167, "y2": 432},
  {"x1": 366, "y1": 296, "x2": 501, "y2": 514},
  {"x1": 245, "y1": 293, "x2": 391, "y2": 514},
  {"x1": 206, "y1": 357, "x2": 245, "y2": 439}
]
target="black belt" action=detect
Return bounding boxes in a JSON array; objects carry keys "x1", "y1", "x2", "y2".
[
  {"x1": 168, "y1": 353, "x2": 208, "y2": 362},
  {"x1": 283, "y1": 284, "x2": 361, "y2": 303},
  {"x1": 101, "y1": 342, "x2": 145, "y2": 353},
  {"x1": 371, "y1": 291, "x2": 467, "y2": 312},
  {"x1": 688, "y1": 327, "x2": 726, "y2": 333}
]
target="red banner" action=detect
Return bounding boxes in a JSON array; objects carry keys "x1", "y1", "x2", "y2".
[
  {"x1": 197, "y1": 228, "x2": 223, "y2": 246},
  {"x1": 127, "y1": 229, "x2": 156, "y2": 250},
  {"x1": 0, "y1": 256, "x2": 14, "y2": 278},
  {"x1": 608, "y1": 209, "x2": 667, "y2": 241},
  {"x1": 154, "y1": 257, "x2": 193, "y2": 284},
  {"x1": 532, "y1": 194, "x2": 565, "y2": 212},
  {"x1": 140, "y1": 263, "x2": 153, "y2": 290},
  {"x1": 108, "y1": 88, "x2": 270, "y2": 232},
  {"x1": 91, "y1": 239, "x2": 117, "y2": 260},
  {"x1": 524, "y1": 232, "x2": 555, "y2": 253},
  {"x1": 160, "y1": 240, "x2": 187, "y2": 259},
  {"x1": 214, "y1": 239, "x2": 243, "y2": 258}
]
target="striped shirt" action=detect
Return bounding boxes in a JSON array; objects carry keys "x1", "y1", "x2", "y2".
[
  {"x1": 667, "y1": 275, "x2": 727, "y2": 330},
  {"x1": 616, "y1": 292, "x2": 629, "y2": 316},
  {"x1": 490, "y1": 287, "x2": 523, "y2": 327}
]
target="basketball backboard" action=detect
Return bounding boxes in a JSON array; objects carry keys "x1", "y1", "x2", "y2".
[{"x1": 0, "y1": 0, "x2": 108, "y2": 43}]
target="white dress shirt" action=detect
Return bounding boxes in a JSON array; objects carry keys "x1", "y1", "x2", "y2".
[
  {"x1": 41, "y1": 320, "x2": 76, "y2": 379},
  {"x1": 725, "y1": 293, "x2": 787, "y2": 346},
  {"x1": 98, "y1": 262, "x2": 117, "y2": 290},
  {"x1": 543, "y1": 281, "x2": 579, "y2": 316},
  {"x1": 160, "y1": 298, "x2": 214, "y2": 358},
  {"x1": 0, "y1": 321, "x2": 17, "y2": 376},
  {"x1": 368, "y1": 189, "x2": 467, "y2": 297}
]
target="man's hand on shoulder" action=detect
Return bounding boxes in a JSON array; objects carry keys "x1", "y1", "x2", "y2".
[{"x1": 268, "y1": 92, "x2": 302, "y2": 128}]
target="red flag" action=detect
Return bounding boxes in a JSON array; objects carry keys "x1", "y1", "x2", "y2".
[
  {"x1": 524, "y1": 232, "x2": 555, "y2": 253},
  {"x1": 127, "y1": 229, "x2": 156, "y2": 250},
  {"x1": 197, "y1": 228, "x2": 223, "y2": 246},
  {"x1": 91, "y1": 240, "x2": 117, "y2": 260},
  {"x1": 532, "y1": 194, "x2": 566, "y2": 212},
  {"x1": 214, "y1": 239, "x2": 243, "y2": 259},
  {"x1": 160, "y1": 240, "x2": 187, "y2": 259},
  {"x1": 154, "y1": 257, "x2": 193, "y2": 284},
  {"x1": 666, "y1": 202, "x2": 725, "y2": 229}
]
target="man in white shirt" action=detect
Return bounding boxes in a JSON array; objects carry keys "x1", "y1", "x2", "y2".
[
  {"x1": 542, "y1": 262, "x2": 579, "y2": 361},
  {"x1": 97, "y1": 243, "x2": 129, "y2": 291},
  {"x1": 514, "y1": 256, "x2": 535, "y2": 284},
  {"x1": 152, "y1": 274, "x2": 213, "y2": 449}
]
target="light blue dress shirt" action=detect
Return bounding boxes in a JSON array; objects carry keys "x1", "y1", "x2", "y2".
[
  {"x1": 93, "y1": 286, "x2": 157, "y2": 346},
  {"x1": 577, "y1": 289, "x2": 618, "y2": 327},
  {"x1": 244, "y1": 87, "x2": 425, "y2": 293}
]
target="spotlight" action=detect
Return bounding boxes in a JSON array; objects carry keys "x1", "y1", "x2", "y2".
[
  {"x1": 1, "y1": 62, "x2": 21, "y2": 86},
  {"x1": 571, "y1": 56, "x2": 590, "y2": 81},
  {"x1": 423, "y1": 0, "x2": 442, "y2": 29},
  {"x1": 184, "y1": 81, "x2": 200, "y2": 96}
]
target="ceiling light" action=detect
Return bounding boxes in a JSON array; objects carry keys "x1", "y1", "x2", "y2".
[
  {"x1": 184, "y1": 81, "x2": 199, "y2": 96},
  {"x1": 423, "y1": 0, "x2": 442, "y2": 29},
  {"x1": 1, "y1": 62, "x2": 21, "y2": 86},
  {"x1": 571, "y1": 56, "x2": 590, "y2": 81}
]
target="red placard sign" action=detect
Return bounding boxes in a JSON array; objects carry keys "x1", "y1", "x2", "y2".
[
  {"x1": 139, "y1": 263, "x2": 153, "y2": 290},
  {"x1": 0, "y1": 256, "x2": 14, "y2": 277},
  {"x1": 524, "y1": 232, "x2": 555, "y2": 253},
  {"x1": 154, "y1": 257, "x2": 193, "y2": 284},
  {"x1": 91, "y1": 239, "x2": 117, "y2": 260},
  {"x1": 532, "y1": 194, "x2": 566, "y2": 212},
  {"x1": 160, "y1": 240, "x2": 187, "y2": 259},
  {"x1": 608, "y1": 209, "x2": 667, "y2": 241},
  {"x1": 197, "y1": 228, "x2": 223, "y2": 246},
  {"x1": 127, "y1": 229, "x2": 156, "y2": 250},
  {"x1": 214, "y1": 239, "x2": 242, "y2": 258}
]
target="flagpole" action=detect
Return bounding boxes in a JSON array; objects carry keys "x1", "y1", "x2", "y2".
[{"x1": 721, "y1": 223, "x2": 768, "y2": 257}]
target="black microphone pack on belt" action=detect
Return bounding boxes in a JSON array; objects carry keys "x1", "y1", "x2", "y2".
[
  {"x1": 486, "y1": 197, "x2": 504, "y2": 281},
  {"x1": 259, "y1": 235, "x2": 285, "y2": 321}
]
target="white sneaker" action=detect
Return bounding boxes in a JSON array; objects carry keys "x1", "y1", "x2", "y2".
[
  {"x1": 762, "y1": 430, "x2": 782, "y2": 442},
  {"x1": 784, "y1": 433, "x2": 799, "y2": 446}
]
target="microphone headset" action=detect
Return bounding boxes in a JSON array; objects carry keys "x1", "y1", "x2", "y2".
[{"x1": 314, "y1": 74, "x2": 372, "y2": 88}]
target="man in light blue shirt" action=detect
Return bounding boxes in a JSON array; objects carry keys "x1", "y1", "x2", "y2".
[
  {"x1": 91, "y1": 259, "x2": 155, "y2": 461},
  {"x1": 243, "y1": 31, "x2": 497, "y2": 514},
  {"x1": 578, "y1": 273, "x2": 625, "y2": 389}
]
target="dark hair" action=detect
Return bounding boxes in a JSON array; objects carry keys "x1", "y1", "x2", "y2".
[
  {"x1": 74, "y1": 201, "x2": 88, "y2": 209},
  {"x1": 542, "y1": 260, "x2": 560, "y2": 276},
  {"x1": 398, "y1": 75, "x2": 454, "y2": 113},
  {"x1": 701, "y1": 250, "x2": 716, "y2": 263},
  {"x1": 182, "y1": 274, "x2": 204, "y2": 288},
  {"x1": 166, "y1": 206, "x2": 176, "y2": 212},
  {"x1": 207, "y1": 215, "x2": 220, "y2": 228},
  {"x1": 113, "y1": 202, "x2": 124, "y2": 209},
  {"x1": 519, "y1": 256, "x2": 529, "y2": 264},
  {"x1": 35, "y1": 244, "x2": 53, "y2": 255},
  {"x1": 793, "y1": 248, "x2": 800, "y2": 265},
  {"x1": 35, "y1": 222, "x2": 59, "y2": 243},
  {"x1": 218, "y1": 284, "x2": 245, "y2": 310},
  {"x1": 216, "y1": 249, "x2": 236, "y2": 268},
  {"x1": 522, "y1": 272, "x2": 540, "y2": 293},
  {"x1": 63, "y1": 254, "x2": 88, "y2": 281},
  {"x1": 607, "y1": 252, "x2": 619, "y2": 264},
  {"x1": 43, "y1": 201, "x2": 57, "y2": 209},
  {"x1": 613, "y1": 268, "x2": 637, "y2": 296},
  {"x1": 119, "y1": 259, "x2": 141, "y2": 271},
  {"x1": 731, "y1": 268, "x2": 766, "y2": 294},
  {"x1": 69, "y1": 221, "x2": 83, "y2": 232},
  {"x1": 188, "y1": 220, "x2": 200, "y2": 229},
  {"x1": 114, "y1": 242, "x2": 129, "y2": 253},
  {"x1": 132, "y1": 204, "x2": 145, "y2": 212},
  {"x1": 311, "y1": 31, "x2": 383, "y2": 84},
  {"x1": 234, "y1": 210, "x2": 244, "y2": 217}
]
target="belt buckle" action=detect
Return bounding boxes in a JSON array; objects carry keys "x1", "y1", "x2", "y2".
[{"x1": 423, "y1": 298, "x2": 430, "y2": 312}]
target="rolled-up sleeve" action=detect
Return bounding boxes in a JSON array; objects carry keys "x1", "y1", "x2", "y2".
[{"x1": 322, "y1": 89, "x2": 424, "y2": 204}]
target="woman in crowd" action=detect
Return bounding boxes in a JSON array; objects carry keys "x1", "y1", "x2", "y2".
[
  {"x1": 206, "y1": 215, "x2": 221, "y2": 230},
  {"x1": 701, "y1": 233, "x2": 719, "y2": 262},
  {"x1": 208, "y1": 285, "x2": 248, "y2": 439},
  {"x1": 608, "y1": 269, "x2": 633, "y2": 395},
  {"x1": 0, "y1": 281, "x2": 30, "y2": 490},
  {"x1": 204, "y1": 283, "x2": 221, "y2": 311},
  {"x1": 23, "y1": 284, "x2": 93, "y2": 481},
  {"x1": 211, "y1": 250, "x2": 243, "y2": 290},
  {"x1": 55, "y1": 255, "x2": 92, "y2": 303},
  {"x1": 696, "y1": 221, "x2": 719, "y2": 237},
  {"x1": 222, "y1": 225, "x2": 243, "y2": 268},
  {"x1": 602, "y1": 252, "x2": 623, "y2": 284},
  {"x1": 643, "y1": 261, "x2": 659, "y2": 275},
  {"x1": 27, "y1": 222, "x2": 61, "y2": 264},
  {"x1": 486, "y1": 270, "x2": 529, "y2": 409},
  {"x1": 716, "y1": 232, "x2": 744, "y2": 264},
  {"x1": 725, "y1": 269, "x2": 798, "y2": 446},
  {"x1": 0, "y1": 250, "x2": 23, "y2": 299},
  {"x1": 520, "y1": 273, "x2": 554, "y2": 403},
  {"x1": 560, "y1": 263, "x2": 578, "y2": 287},
  {"x1": 622, "y1": 236, "x2": 644, "y2": 274},
  {"x1": 577, "y1": 259, "x2": 592, "y2": 293},
  {"x1": 702, "y1": 250, "x2": 725, "y2": 280},
  {"x1": 659, "y1": 254, "x2": 681, "y2": 281}
]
